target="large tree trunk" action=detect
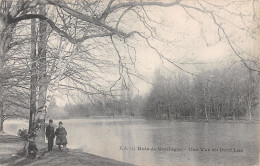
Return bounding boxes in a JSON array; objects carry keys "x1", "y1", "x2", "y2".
[
  {"x1": 0, "y1": 5, "x2": 17, "y2": 132},
  {"x1": 36, "y1": 5, "x2": 48, "y2": 145},
  {"x1": 29, "y1": 12, "x2": 37, "y2": 132},
  {"x1": 0, "y1": 40, "x2": 4, "y2": 132},
  {"x1": 0, "y1": 15, "x2": 6, "y2": 132}
]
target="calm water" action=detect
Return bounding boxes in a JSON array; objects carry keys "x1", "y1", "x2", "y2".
[{"x1": 4, "y1": 119, "x2": 259, "y2": 166}]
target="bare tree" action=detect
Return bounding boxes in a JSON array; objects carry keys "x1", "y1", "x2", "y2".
[
  {"x1": 29, "y1": 8, "x2": 37, "y2": 132},
  {"x1": 0, "y1": 0, "x2": 258, "y2": 134}
]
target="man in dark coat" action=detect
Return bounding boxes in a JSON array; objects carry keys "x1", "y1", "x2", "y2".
[{"x1": 46, "y1": 119, "x2": 55, "y2": 152}]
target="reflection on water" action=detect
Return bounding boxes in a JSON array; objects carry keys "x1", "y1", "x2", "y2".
[{"x1": 4, "y1": 119, "x2": 259, "y2": 166}]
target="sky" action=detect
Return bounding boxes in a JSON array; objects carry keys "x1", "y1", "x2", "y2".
[{"x1": 55, "y1": 0, "x2": 259, "y2": 107}]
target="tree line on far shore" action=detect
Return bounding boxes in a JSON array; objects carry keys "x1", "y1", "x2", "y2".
[{"x1": 143, "y1": 63, "x2": 259, "y2": 121}]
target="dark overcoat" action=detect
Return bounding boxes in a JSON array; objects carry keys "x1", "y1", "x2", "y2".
[
  {"x1": 46, "y1": 125, "x2": 55, "y2": 139},
  {"x1": 55, "y1": 127, "x2": 67, "y2": 145}
]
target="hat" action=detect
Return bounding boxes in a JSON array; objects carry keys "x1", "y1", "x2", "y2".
[{"x1": 59, "y1": 121, "x2": 63, "y2": 125}]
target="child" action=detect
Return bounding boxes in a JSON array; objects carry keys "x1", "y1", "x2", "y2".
[
  {"x1": 55, "y1": 121, "x2": 68, "y2": 152},
  {"x1": 46, "y1": 119, "x2": 55, "y2": 152}
]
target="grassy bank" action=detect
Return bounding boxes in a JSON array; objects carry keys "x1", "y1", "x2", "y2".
[{"x1": 0, "y1": 132, "x2": 134, "y2": 166}]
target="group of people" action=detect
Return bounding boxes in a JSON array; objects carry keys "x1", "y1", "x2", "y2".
[{"x1": 45, "y1": 119, "x2": 68, "y2": 152}]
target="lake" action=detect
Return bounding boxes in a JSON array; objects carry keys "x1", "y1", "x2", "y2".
[{"x1": 4, "y1": 119, "x2": 259, "y2": 166}]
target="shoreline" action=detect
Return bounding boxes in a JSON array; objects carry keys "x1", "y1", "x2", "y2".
[
  {"x1": 0, "y1": 132, "x2": 134, "y2": 166},
  {"x1": 5, "y1": 116, "x2": 260, "y2": 123},
  {"x1": 50, "y1": 117, "x2": 260, "y2": 124}
]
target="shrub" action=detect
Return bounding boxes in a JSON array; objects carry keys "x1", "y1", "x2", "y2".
[{"x1": 17, "y1": 129, "x2": 29, "y2": 141}]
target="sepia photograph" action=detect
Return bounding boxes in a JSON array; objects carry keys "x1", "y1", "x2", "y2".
[{"x1": 0, "y1": 0, "x2": 259, "y2": 166}]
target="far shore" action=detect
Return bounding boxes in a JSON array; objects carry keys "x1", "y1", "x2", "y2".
[
  {"x1": 0, "y1": 132, "x2": 134, "y2": 166},
  {"x1": 47, "y1": 116, "x2": 260, "y2": 124},
  {"x1": 5, "y1": 116, "x2": 260, "y2": 124}
]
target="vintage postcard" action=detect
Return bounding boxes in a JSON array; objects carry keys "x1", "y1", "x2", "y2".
[{"x1": 0, "y1": 0, "x2": 259, "y2": 166}]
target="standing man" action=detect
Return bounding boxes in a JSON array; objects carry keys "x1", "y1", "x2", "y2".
[{"x1": 46, "y1": 119, "x2": 55, "y2": 152}]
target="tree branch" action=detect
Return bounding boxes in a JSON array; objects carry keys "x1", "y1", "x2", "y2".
[{"x1": 9, "y1": 14, "x2": 114, "y2": 44}]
